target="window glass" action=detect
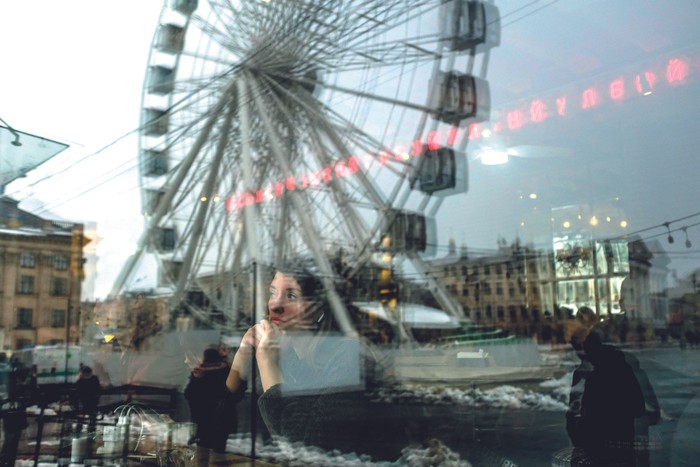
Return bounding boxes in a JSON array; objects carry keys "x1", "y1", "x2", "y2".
[
  {"x1": 18, "y1": 275, "x2": 34, "y2": 294},
  {"x1": 17, "y1": 308, "x2": 33, "y2": 328},
  {"x1": 2, "y1": 1, "x2": 699, "y2": 466},
  {"x1": 19, "y1": 251, "x2": 35, "y2": 268},
  {"x1": 51, "y1": 309, "x2": 66, "y2": 328},
  {"x1": 53, "y1": 254, "x2": 69, "y2": 270},
  {"x1": 52, "y1": 277, "x2": 68, "y2": 296}
]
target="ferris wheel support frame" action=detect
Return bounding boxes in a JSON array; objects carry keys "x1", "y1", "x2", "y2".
[
  {"x1": 260, "y1": 75, "x2": 373, "y2": 248},
  {"x1": 171, "y1": 100, "x2": 236, "y2": 307},
  {"x1": 238, "y1": 75, "x2": 270, "y2": 323}
]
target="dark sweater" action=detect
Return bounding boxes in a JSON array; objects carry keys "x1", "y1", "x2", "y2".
[{"x1": 257, "y1": 335, "x2": 376, "y2": 453}]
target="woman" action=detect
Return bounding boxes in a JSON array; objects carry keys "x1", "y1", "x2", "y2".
[{"x1": 225, "y1": 261, "x2": 379, "y2": 453}]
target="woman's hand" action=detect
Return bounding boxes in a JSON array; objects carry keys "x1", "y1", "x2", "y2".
[
  {"x1": 254, "y1": 319, "x2": 284, "y2": 391},
  {"x1": 227, "y1": 321, "x2": 284, "y2": 392},
  {"x1": 254, "y1": 319, "x2": 283, "y2": 362}
]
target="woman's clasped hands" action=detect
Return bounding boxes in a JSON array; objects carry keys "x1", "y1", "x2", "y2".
[{"x1": 230, "y1": 320, "x2": 286, "y2": 390}]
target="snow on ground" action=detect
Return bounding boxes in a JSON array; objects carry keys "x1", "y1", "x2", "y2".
[
  {"x1": 227, "y1": 436, "x2": 472, "y2": 467},
  {"x1": 371, "y1": 382, "x2": 569, "y2": 412},
  {"x1": 538, "y1": 370, "x2": 574, "y2": 401}
]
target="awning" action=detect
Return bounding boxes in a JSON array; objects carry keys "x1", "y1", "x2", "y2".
[{"x1": 0, "y1": 126, "x2": 68, "y2": 189}]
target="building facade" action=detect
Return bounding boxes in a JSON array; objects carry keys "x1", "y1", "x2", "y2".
[
  {"x1": 0, "y1": 198, "x2": 84, "y2": 350},
  {"x1": 427, "y1": 235, "x2": 669, "y2": 343}
]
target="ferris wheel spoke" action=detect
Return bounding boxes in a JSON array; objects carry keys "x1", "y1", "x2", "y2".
[
  {"x1": 259, "y1": 72, "x2": 388, "y2": 210},
  {"x1": 304, "y1": 133, "x2": 376, "y2": 244},
  {"x1": 236, "y1": 73, "x2": 274, "y2": 321},
  {"x1": 317, "y1": 78, "x2": 437, "y2": 118},
  {"x1": 320, "y1": 106, "x2": 409, "y2": 178},
  {"x1": 197, "y1": 1, "x2": 240, "y2": 42},
  {"x1": 342, "y1": 0, "x2": 439, "y2": 50},
  {"x1": 172, "y1": 101, "x2": 236, "y2": 305},
  {"x1": 299, "y1": 98, "x2": 391, "y2": 211},
  {"x1": 258, "y1": 74, "x2": 378, "y2": 248},
  {"x1": 248, "y1": 70, "x2": 357, "y2": 333}
]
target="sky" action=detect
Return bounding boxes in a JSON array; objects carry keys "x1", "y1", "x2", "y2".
[{"x1": 0, "y1": 1, "x2": 164, "y2": 298}]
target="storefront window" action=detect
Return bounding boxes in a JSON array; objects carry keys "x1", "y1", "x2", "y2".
[{"x1": 1, "y1": 1, "x2": 699, "y2": 465}]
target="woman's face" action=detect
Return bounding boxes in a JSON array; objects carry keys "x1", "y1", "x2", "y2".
[{"x1": 268, "y1": 272, "x2": 313, "y2": 329}]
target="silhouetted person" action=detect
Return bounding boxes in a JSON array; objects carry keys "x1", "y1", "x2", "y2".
[
  {"x1": 184, "y1": 347, "x2": 240, "y2": 454},
  {"x1": 624, "y1": 352, "x2": 661, "y2": 467},
  {"x1": 7, "y1": 358, "x2": 27, "y2": 401},
  {"x1": 566, "y1": 327, "x2": 594, "y2": 447},
  {"x1": 578, "y1": 331, "x2": 645, "y2": 465},
  {"x1": 74, "y1": 366, "x2": 101, "y2": 414},
  {"x1": 0, "y1": 396, "x2": 28, "y2": 467}
]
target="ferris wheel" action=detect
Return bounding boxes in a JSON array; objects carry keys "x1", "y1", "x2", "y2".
[{"x1": 111, "y1": 0, "x2": 500, "y2": 331}]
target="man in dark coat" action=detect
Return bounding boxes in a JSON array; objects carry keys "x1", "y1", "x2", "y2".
[
  {"x1": 75, "y1": 366, "x2": 101, "y2": 413},
  {"x1": 578, "y1": 331, "x2": 645, "y2": 465}
]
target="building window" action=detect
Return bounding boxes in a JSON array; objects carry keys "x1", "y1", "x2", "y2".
[
  {"x1": 18, "y1": 275, "x2": 34, "y2": 294},
  {"x1": 496, "y1": 284, "x2": 504, "y2": 295},
  {"x1": 53, "y1": 255, "x2": 69, "y2": 270},
  {"x1": 462, "y1": 287, "x2": 469, "y2": 296},
  {"x1": 19, "y1": 252, "x2": 35, "y2": 268},
  {"x1": 52, "y1": 278, "x2": 68, "y2": 296},
  {"x1": 52, "y1": 309, "x2": 66, "y2": 328},
  {"x1": 17, "y1": 308, "x2": 33, "y2": 329}
]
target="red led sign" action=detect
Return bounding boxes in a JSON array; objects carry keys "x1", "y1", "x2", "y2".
[{"x1": 226, "y1": 56, "x2": 693, "y2": 211}]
